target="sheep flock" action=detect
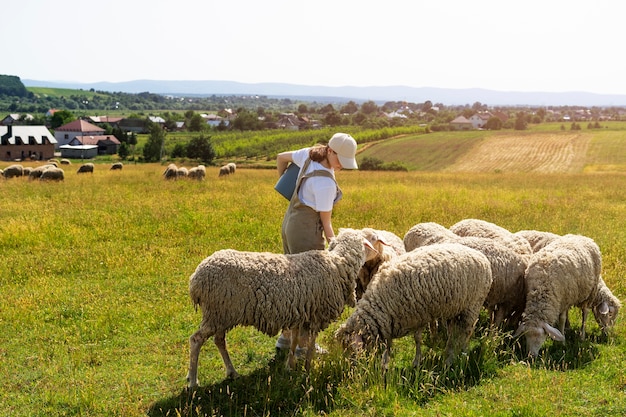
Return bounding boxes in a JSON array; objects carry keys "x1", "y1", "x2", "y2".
[{"x1": 186, "y1": 218, "x2": 621, "y2": 386}]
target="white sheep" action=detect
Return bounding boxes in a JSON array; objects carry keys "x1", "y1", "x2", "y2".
[
  {"x1": 450, "y1": 218, "x2": 533, "y2": 258},
  {"x1": 357, "y1": 228, "x2": 406, "y2": 300},
  {"x1": 403, "y1": 222, "x2": 458, "y2": 251},
  {"x1": 218, "y1": 165, "x2": 231, "y2": 177},
  {"x1": 514, "y1": 229, "x2": 560, "y2": 253},
  {"x1": 77, "y1": 163, "x2": 94, "y2": 174},
  {"x1": 40, "y1": 166, "x2": 65, "y2": 181},
  {"x1": 336, "y1": 242, "x2": 493, "y2": 371},
  {"x1": 163, "y1": 163, "x2": 178, "y2": 180},
  {"x1": 28, "y1": 164, "x2": 52, "y2": 180},
  {"x1": 513, "y1": 234, "x2": 602, "y2": 356},
  {"x1": 2, "y1": 164, "x2": 23, "y2": 178},
  {"x1": 110, "y1": 162, "x2": 123, "y2": 170},
  {"x1": 187, "y1": 165, "x2": 206, "y2": 180},
  {"x1": 227, "y1": 162, "x2": 236, "y2": 174},
  {"x1": 177, "y1": 167, "x2": 189, "y2": 178},
  {"x1": 186, "y1": 228, "x2": 377, "y2": 387},
  {"x1": 591, "y1": 276, "x2": 622, "y2": 335}
]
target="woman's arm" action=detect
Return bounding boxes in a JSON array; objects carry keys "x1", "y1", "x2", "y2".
[
  {"x1": 319, "y1": 211, "x2": 334, "y2": 244},
  {"x1": 276, "y1": 151, "x2": 294, "y2": 178}
]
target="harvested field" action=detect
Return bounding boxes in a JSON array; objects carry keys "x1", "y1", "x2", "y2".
[{"x1": 445, "y1": 133, "x2": 591, "y2": 173}]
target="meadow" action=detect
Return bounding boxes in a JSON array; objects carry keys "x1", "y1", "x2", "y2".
[{"x1": 1, "y1": 126, "x2": 626, "y2": 416}]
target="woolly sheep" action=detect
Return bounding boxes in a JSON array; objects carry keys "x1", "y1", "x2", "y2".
[
  {"x1": 3, "y1": 164, "x2": 23, "y2": 178},
  {"x1": 187, "y1": 165, "x2": 206, "y2": 180},
  {"x1": 0, "y1": 169, "x2": 3, "y2": 176},
  {"x1": 218, "y1": 165, "x2": 231, "y2": 177},
  {"x1": 177, "y1": 167, "x2": 189, "y2": 177},
  {"x1": 40, "y1": 166, "x2": 65, "y2": 181},
  {"x1": 357, "y1": 228, "x2": 406, "y2": 300},
  {"x1": 61, "y1": 158, "x2": 71, "y2": 165},
  {"x1": 22, "y1": 167, "x2": 33, "y2": 176},
  {"x1": 405, "y1": 223, "x2": 528, "y2": 327},
  {"x1": 591, "y1": 276, "x2": 621, "y2": 334},
  {"x1": 186, "y1": 228, "x2": 377, "y2": 386},
  {"x1": 77, "y1": 163, "x2": 94, "y2": 174},
  {"x1": 450, "y1": 218, "x2": 533, "y2": 258},
  {"x1": 28, "y1": 165, "x2": 52, "y2": 180},
  {"x1": 163, "y1": 163, "x2": 178, "y2": 180},
  {"x1": 514, "y1": 229, "x2": 560, "y2": 253},
  {"x1": 110, "y1": 162, "x2": 123, "y2": 170},
  {"x1": 227, "y1": 162, "x2": 236, "y2": 174},
  {"x1": 336, "y1": 242, "x2": 493, "y2": 371},
  {"x1": 514, "y1": 234, "x2": 602, "y2": 356}
]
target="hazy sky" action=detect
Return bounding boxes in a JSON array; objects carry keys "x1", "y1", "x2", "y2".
[{"x1": 5, "y1": 0, "x2": 623, "y2": 94}]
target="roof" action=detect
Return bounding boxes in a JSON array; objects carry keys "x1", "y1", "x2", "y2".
[
  {"x1": 72, "y1": 135, "x2": 121, "y2": 146},
  {"x1": 55, "y1": 119, "x2": 105, "y2": 132},
  {"x1": 450, "y1": 116, "x2": 472, "y2": 124},
  {"x1": 88, "y1": 116, "x2": 124, "y2": 124},
  {"x1": 0, "y1": 125, "x2": 57, "y2": 145}
]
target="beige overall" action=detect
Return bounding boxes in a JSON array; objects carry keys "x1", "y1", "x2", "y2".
[{"x1": 281, "y1": 158, "x2": 342, "y2": 254}]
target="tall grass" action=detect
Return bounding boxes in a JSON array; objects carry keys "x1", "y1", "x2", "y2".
[{"x1": 1, "y1": 163, "x2": 625, "y2": 416}]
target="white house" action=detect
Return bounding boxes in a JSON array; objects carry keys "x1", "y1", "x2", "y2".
[{"x1": 54, "y1": 119, "x2": 105, "y2": 149}]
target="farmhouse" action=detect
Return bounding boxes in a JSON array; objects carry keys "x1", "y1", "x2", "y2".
[
  {"x1": 54, "y1": 119, "x2": 105, "y2": 149},
  {"x1": 69, "y1": 134, "x2": 121, "y2": 155},
  {"x1": 450, "y1": 116, "x2": 473, "y2": 131},
  {"x1": 0, "y1": 125, "x2": 57, "y2": 161},
  {"x1": 469, "y1": 112, "x2": 491, "y2": 129}
]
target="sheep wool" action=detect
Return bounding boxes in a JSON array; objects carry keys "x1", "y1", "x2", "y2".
[
  {"x1": 591, "y1": 276, "x2": 622, "y2": 334},
  {"x1": 336, "y1": 242, "x2": 493, "y2": 371},
  {"x1": 514, "y1": 229, "x2": 561, "y2": 253},
  {"x1": 515, "y1": 234, "x2": 602, "y2": 356},
  {"x1": 450, "y1": 218, "x2": 532, "y2": 258},
  {"x1": 357, "y1": 228, "x2": 406, "y2": 300},
  {"x1": 186, "y1": 228, "x2": 376, "y2": 387},
  {"x1": 403, "y1": 222, "x2": 458, "y2": 251}
]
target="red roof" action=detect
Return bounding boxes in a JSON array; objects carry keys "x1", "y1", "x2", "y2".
[{"x1": 56, "y1": 119, "x2": 105, "y2": 132}]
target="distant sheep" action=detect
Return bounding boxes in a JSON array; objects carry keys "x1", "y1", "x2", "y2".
[
  {"x1": 40, "y1": 166, "x2": 65, "y2": 181},
  {"x1": 22, "y1": 167, "x2": 33, "y2": 176},
  {"x1": 177, "y1": 167, "x2": 189, "y2": 178},
  {"x1": 186, "y1": 228, "x2": 377, "y2": 386},
  {"x1": 61, "y1": 158, "x2": 71, "y2": 165},
  {"x1": 450, "y1": 218, "x2": 533, "y2": 258},
  {"x1": 227, "y1": 162, "x2": 236, "y2": 174},
  {"x1": 514, "y1": 234, "x2": 602, "y2": 356},
  {"x1": 29, "y1": 165, "x2": 52, "y2": 180},
  {"x1": 514, "y1": 229, "x2": 561, "y2": 253},
  {"x1": 336, "y1": 242, "x2": 493, "y2": 371},
  {"x1": 110, "y1": 162, "x2": 123, "y2": 170},
  {"x1": 357, "y1": 228, "x2": 406, "y2": 300},
  {"x1": 188, "y1": 165, "x2": 206, "y2": 180},
  {"x1": 218, "y1": 165, "x2": 231, "y2": 177},
  {"x1": 163, "y1": 163, "x2": 178, "y2": 180},
  {"x1": 3, "y1": 164, "x2": 23, "y2": 178},
  {"x1": 77, "y1": 163, "x2": 94, "y2": 174}
]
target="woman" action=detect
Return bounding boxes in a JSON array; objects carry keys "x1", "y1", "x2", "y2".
[{"x1": 275, "y1": 132, "x2": 358, "y2": 352}]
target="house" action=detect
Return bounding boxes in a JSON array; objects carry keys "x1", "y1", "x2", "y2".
[
  {"x1": 54, "y1": 119, "x2": 105, "y2": 149},
  {"x1": 118, "y1": 118, "x2": 149, "y2": 133},
  {"x1": 59, "y1": 144, "x2": 98, "y2": 159},
  {"x1": 202, "y1": 113, "x2": 225, "y2": 127},
  {"x1": 1, "y1": 113, "x2": 34, "y2": 125},
  {"x1": 68, "y1": 134, "x2": 121, "y2": 155},
  {"x1": 276, "y1": 113, "x2": 303, "y2": 130},
  {"x1": 0, "y1": 125, "x2": 57, "y2": 161},
  {"x1": 87, "y1": 116, "x2": 124, "y2": 127},
  {"x1": 469, "y1": 113, "x2": 492, "y2": 129},
  {"x1": 449, "y1": 116, "x2": 473, "y2": 131}
]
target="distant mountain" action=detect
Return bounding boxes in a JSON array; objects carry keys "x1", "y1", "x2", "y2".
[{"x1": 22, "y1": 79, "x2": 626, "y2": 107}]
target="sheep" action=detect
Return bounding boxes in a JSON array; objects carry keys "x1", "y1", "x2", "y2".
[
  {"x1": 77, "y1": 163, "x2": 94, "y2": 174},
  {"x1": 28, "y1": 165, "x2": 52, "y2": 180},
  {"x1": 40, "y1": 166, "x2": 65, "y2": 181},
  {"x1": 177, "y1": 167, "x2": 189, "y2": 178},
  {"x1": 514, "y1": 229, "x2": 560, "y2": 253},
  {"x1": 186, "y1": 228, "x2": 378, "y2": 387},
  {"x1": 450, "y1": 218, "x2": 533, "y2": 258},
  {"x1": 187, "y1": 165, "x2": 206, "y2": 180},
  {"x1": 0, "y1": 169, "x2": 3, "y2": 176},
  {"x1": 60, "y1": 158, "x2": 71, "y2": 165},
  {"x1": 357, "y1": 228, "x2": 406, "y2": 300},
  {"x1": 22, "y1": 167, "x2": 33, "y2": 176},
  {"x1": 218, "y1": 165, "x2": 231, "y2": 177},
  {"x1": 227, "y1": 162, "x2": 236, "y2": 174},
  {"x1": 513, "y1": 234, "x2": 602, "y2": 357},
  {"x1": 336, "y1": 242, "x2": 493, "y2": 371},
  {"x1": 591, "y1": 276, "x2": 621, "y2": 335},
  {"x1": 110, "y1": 162, "x2": 123, "y2": 170},
  {"x1": 3, "y1": 164, "x2": 23, "y2": 178},
  {"x1": 404, "y1": 223, "x2": 528, "y2": 328},
  {"x1": 163, "y1": 163, "x2": 178, "y2": 180}
]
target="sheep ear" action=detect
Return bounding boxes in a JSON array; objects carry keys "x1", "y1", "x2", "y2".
[
  {"x1": 374, "y1": 233, "x2": 391, "y2": 246},
  {"x1": 542, "y1": 322, "x2": 565, "y2": 342},
  {"x1": 598, "y1": 302, "x2": 610, "y2": 315}
]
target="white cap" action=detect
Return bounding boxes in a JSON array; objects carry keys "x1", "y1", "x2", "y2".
[{"x1": 328, "y1": 133, "x2": 358, "y2": 169}]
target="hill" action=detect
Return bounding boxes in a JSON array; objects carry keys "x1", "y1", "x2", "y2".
[{"x1": 22, "y1": 79, "x2": 626, "y2": 107}]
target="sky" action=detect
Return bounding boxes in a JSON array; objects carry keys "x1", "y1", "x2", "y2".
[{"x1": 4, "y1": 0, "x2": 624, "y2": 95}]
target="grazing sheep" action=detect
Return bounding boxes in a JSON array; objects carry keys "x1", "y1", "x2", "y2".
[
  {"x1": 163, "y1": 163, "x2": 178, "y2": 180},
  {"x1": 403, "y1": 222, "x2": 458, "y2": 251},
  {"x1": 218, "y1": 165, "x2": 231, "y2": 177},
  {"x1": 22, "y1": 167, "x2": 33, "y2": 176},
  {"x1": 227, "y1": 162, "x2": 236, "y2": 174},
  {"x1": 514, "y1": 234, "x2": 602, "y2": 356},
  {"x1": 177, "y1": 167, "x2": 189, "y2": 178},
  {"x1": 336, "y1": 242, "x2": 493, "y2": 371},
  {"x1": 357, "y1": 228, "x2": 406, "y2": 300},
  {"x1": 28, "y1": 165, "x2": 52, "y2": 180},
  {"x1": 591, "y1": 277, "x2": 621, "y2": 335},
  {"x1": 514, "y1": 229, "x2": 561, "y2": 253},
  {"x1": 186, "y1": 228, "x2": 377, "y2": 386},
  {"x1": 61, "y1": 158, "x2": 71, "y2": 165},
  {"x1": 40, "y1": 166, "x2": 65, "y2": 181},
  {"x1": 110, "y1": 162, "x2": 123, "y2": 170},
  {"x1": 450, "y1": 218, "x2": 533, "y2": 258},
  {"x1": 188, "y1": 165, "x2": 206, "y2": 180},
  {"x1": 77, "y1": 163, "x2": 94, "y2": 174},
  {"x1": 3, "y1": 164, "x2": 23, "y2": 178}
]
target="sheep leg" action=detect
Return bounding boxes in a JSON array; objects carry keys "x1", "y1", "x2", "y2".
[
  {"x1": 558, "y1": 310, "x2": 568, "y2": 340},
  {"x1": 381, "y1": 340, "x2": 392, "y2": 372},
  {"x1": 412, "y1": 329, "x2": 423, "y2": 367},
  {"x1": 214, "y1": 331, "x2": 239, "y2": 379},
  {"x1": 580, "y1": 307, "x2": 589, "y2": 341},
  {"x1": 187, "y1": 325, "x2": 213, "y2": 388},
  {"x1": 445, "y1": 311, "x2": 477, "y2": 366},
  {"x1": 287, "y1": 327, "x2": 300, "y2": 371},
  {"x1": 303, "y1": 331, "x2": 317, "y2": 372}
]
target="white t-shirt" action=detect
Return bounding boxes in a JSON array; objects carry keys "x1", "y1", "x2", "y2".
[{"x1": 291, "y1": 148, "x2": 337, "y2": 212}]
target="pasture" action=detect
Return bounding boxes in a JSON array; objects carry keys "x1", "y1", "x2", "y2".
[{"x1": 1, "y1": 130, "x2": 626, "y2": 416}]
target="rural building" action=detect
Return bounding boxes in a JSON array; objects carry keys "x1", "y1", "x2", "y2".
[
  {"x1": 1, "y1": 113, "x2": 34, "y2": 125},
  {"x1": 59, "y1": 144, "x2": 98, "y2": 159},
  {"x1": 469, "y1": 113, "x2": 491, "y2": 129},
  {"x1": 449, "y1": 116, "x2": 473, "y2": 131},
  {"x1": 118, "y1": 117, "x2": 149, "y2": 133},
  {"x1": 0, "y1": 125, "x2": 57, "y2": 161},
  {"x1": 68, "y1": 134, "x2": 121, "y2": 155},
  {"x1": 54, "y1": 119, "x2": 105, "y2": 149}
]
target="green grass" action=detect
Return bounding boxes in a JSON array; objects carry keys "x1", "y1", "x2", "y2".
[{"x1": 1, "y1": 136, "x2": 626, "y2": 416}]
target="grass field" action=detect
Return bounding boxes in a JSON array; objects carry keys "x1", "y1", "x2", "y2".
[{"x1": 1, "y1": 126, "x2": 626, "y2": 416}]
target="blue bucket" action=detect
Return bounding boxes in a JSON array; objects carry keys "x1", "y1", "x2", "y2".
[{"x1": 274, "y1": 163, "x2": 300, "y2": 200}]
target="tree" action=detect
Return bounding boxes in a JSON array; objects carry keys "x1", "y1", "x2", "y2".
[
  {"x1": 188, "y1": 113, "x2": 206, "y2": 132},
  {"x1": 232, "y1": 109, "x2": 262, "y2": 131},
  {"x1": 50, "y1": 110, "x2": 75, "y2": 128},
  {"x1": 361, "y1": 100, "x2": 378, "y2": 115},
  {"x1": 340, "y1": 101, "x2": 358, "y2": 114},
  {"x1": 143, "y1": 123, "x2": 166, "y2": 162},
  {"x1": 187, "y1": 134, "x2": 216, "y2": 164},
  {"x1": 484, "y1": 117, "x2": 502, "y2": 130}
]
